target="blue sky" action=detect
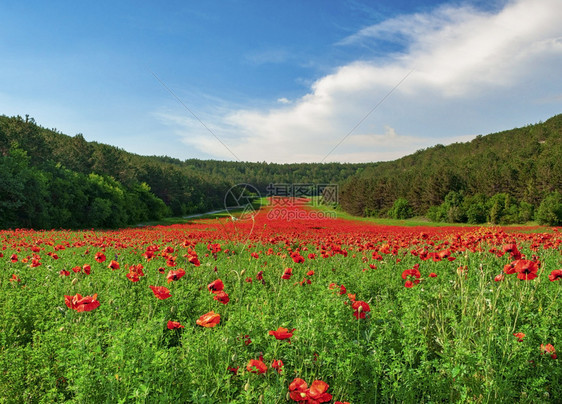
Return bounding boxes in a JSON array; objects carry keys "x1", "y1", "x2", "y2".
[{"x1": 1, "y1": 0, "x2": 561, "y2": 163}]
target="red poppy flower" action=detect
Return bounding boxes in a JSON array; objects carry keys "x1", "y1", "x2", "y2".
[
  {"x1": 502, "y1": 243, "x2": 522, "y2": 260},
  {"x1": 289, "y1": 378, "x2": 308, "y2": 401},
  {"x1": 149, "y1": 285, "x2": 172, "y2": 300},
  {"x1": 256, "y1": 270, "x2": 264, "y2": 281},
  {"x1": 548, "y1": 269, "x2": 562, "y2": 282},
  {"x1": 269, "y1": 326, "x2": 296, "y2": 342},
  {"x1": 514, "y1": 260, "x2": 539, "y2": 281},
  {"x1": 308, "y1": 380, "x2": 332, "y2": 403},
  {"x1": 494, "y1": 274, "x2": 504, "y2": 282},
  {"x1": 71, "y1": 266, "x2": 81, "y2": 273},
  {"x1": 213, "y1": 290, "x2": 230, "y2": 305},
  {"x1": 10, "y1": 254, "x2": 18, "y2": 263},
  {"x1": 196, "y1": 311, "x2": 220, "y2": 328},
  {"x1": 404, "y1": 280, "x2": 414, "y2": 288},
  {"x1": 352, "y1": 300, "x2": 370, "y2": 319},
  {"x1": 167, "y1": 320, "x2": 184, "y2": 330},
  {"x1": 540, "y1": 343, "x2": 557, "y2": 359},
  {"x1": 246, "y1": 357, "x2": 267, "y2": 374},
  {"x1": 208, "y1": 279, "x2": 224, "y2": 292},
  {"x1": 291, "y1": 252, "x2": 305, "y2": 264},
  {"x1": 166, "y1": 268, "x2": 186, "y2": 283},
  {"x1": 227, "y1": 366, "x2": 239, "y2": 375},
  {"x1": 339, "y1": 284, "x2": 347, "y2": 295},
  {"x1": 108, "y1": 260, "x2": 120, "y2": 270},
  {"x1": 64, "y1": 293, "x2": 100, "y2": 312},
  {"x1": 428, "y1": 272, "x2": 437, "y2": 278},
  {"x1": 503, "y1": 262, "x2": 517, "y2": 275},
  {"x1": 282, "y1": 268, "x2": 293, "y2": 280},
  {"x1": 59, "y1": 270, "x2": 70, "y2": 277},
  {"x1": 271, "y1": 359, "x2": 284, "y2": 373},
  {"x1": 82, "y1": 264, "x2": 91, "y2": 275},
  {"x1": 513, "y1": 332, "x2": 525, "y2": 342},
  {"x1": 94, "y1": 252, "x2": 106, "y2": 263},
  {"x1": 9, "y1": 274, "x2": 20, "y2": 282}
]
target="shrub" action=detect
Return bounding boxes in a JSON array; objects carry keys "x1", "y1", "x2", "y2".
[
  {"x1": 388, "y1": 198, "x2": 413, "y2": 219},
  {"x1": 536, "y1": 192, "x2": 562, "y2": 225}
]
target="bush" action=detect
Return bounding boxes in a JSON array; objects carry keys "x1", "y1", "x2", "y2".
[
  {"x1": 536, "y1": 192, "x2": 562, "y2": 225},
  {"x1": 388, "y1": 198, "x2": 413, "y2": 219}
]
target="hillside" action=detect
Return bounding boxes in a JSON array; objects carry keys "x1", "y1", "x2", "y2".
[
  {"x1": 0, "y1": 115, "x2": 365, "y2": 229},
  {"x1": 340, "y1": 114, "x2": 562, "y2": 224}
]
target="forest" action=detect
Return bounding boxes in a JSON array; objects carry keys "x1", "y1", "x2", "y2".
[
  {"x1": 0, "y1": 115, "x2": 364, "y2": 229},
  {"x1": 339, "y1": 114, "x2": 562, "y2": 225},
  {"x1": 1, "y1": 113, "x2": 561, "y2": 229}
]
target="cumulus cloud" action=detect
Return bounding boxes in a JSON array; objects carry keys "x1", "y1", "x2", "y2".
[{"x1": 166, "y1": 0, "x2": 562, "y2": 163}]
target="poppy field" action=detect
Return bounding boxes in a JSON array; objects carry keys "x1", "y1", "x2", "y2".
[{"x1": 1, "y1": 202, "x2": 561, "y2": 403}]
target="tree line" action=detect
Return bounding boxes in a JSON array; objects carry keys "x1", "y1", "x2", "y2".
[
  {"x1": 340, "y1": 114, "x2": 562, "y2": 225},
  {"x1": 0, "y1": 115, "x2": 365, "y2": 229}
]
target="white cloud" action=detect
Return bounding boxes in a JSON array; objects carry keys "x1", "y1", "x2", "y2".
[
  {"x1": 277, "y1": 97, "x2": 291, "y2": 104},
  {"x1": 166, "y1": 0, "x2": 562, "y2": 163}
]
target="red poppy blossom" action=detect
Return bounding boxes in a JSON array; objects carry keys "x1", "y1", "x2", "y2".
[
  {"x1": 281, "y1": 267, "x2": 293, "y2": 280},
  {"x1": 548, "y1": 269, "x2": 562, "y2": 282},
  {"x1": 352, "y1": 300, "x2": 371, "y2": 319},
  {"x1": 227, "y1": 366, "x2": 239, "y2": 375},
  {"x1": 59, "y1": 270, "x2": 70, "y2": 277},
  {"x1": 149, "y1": 285, "x2": 172, "y2": 300},
  {"x1": 166, "y1": 268, "x2": 186, "y2": 283},
  {"x1": 494, "y1": 274, "x2": 505, "y2": 282},
  {"x1": 82, "y1": 264, "x2": 91, "y2": 275},
  {"x1": 514, "y1": 260, "x2": 539, "y2": 281},
  {"x1": 71, "y1": 266, "x2": 81, "y2": 273},
  {"x1": 291, "y1": 252, "x2": 305, "y2": 264},
  {"x1": 308, "y1": 380, "x2": 333, "y2": 403},
  {"x1": 271, "y1": 359, "x2": 284, "y2": 373},
  {"x1": 256, "y1": 270, "x2": 264, "y2": 281},
  {"x1": 269, "y1": 326, "x2": 296, "y2": 342},
  {"x1": 246, "y1": 357, "x2": 267, "y2": 374},
  {"x1": 513, "y1": 332, "x2": 525, "y2": 342},
  {"x1": 167, "y1": 320, "x2": 184, "y2": 330},
  {"x1": 289, "y1": 378, "x2": 309, "y2": 401},
  {"x1": 428, "y1": 272, "x2": 437, "y2": 278},
  {"x1": 503, "y1": 262, "x2": 517, "y2": 275},
  {"x1": 402, "y1": 266, "x2": 421, "y2": 287},
  {"x1": 64, "y1": 293, "x2": 100, "y2": 312},
  {"x1": 208, "y1": 279, "x2": 224, "y2": 292},
  {"x1": 339, "y1": 284, "x2": 347, "y2": 295},
  {"x1": 10, "y1": 254, "x2": 18, "y2": 263},
  {"x1": 213, "y1": 290, "x2": 230, "y2": 305},
  {"x1": 540, "y1": 343, "x2": 557, "y2": 359},
  {"x1": 108, "y1": 260, "x2": 120, "y2": 270},
  {"x1": 94, "y1": 252, "x2": 106, "y2": 263},
  {"x1": 9, "y1": 274, "x2": 20, "y2": 282},
  {"x1": 196, "y1": 311, "x2": 220, "y2": 328},
  {"x1": 502, "y1": 243, "x2": 522, "y2": 260}
]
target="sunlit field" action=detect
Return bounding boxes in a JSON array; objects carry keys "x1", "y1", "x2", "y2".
[{"x1": 1, "y1": 202, "x2": 560, "y2": 403}]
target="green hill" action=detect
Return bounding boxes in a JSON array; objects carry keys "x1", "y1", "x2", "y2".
[{"x1": 340, "y1": 114, "x2": 562, "y2": 225}]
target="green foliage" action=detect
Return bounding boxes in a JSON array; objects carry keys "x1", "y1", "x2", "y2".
[
  {"x1": 388, "y1": 198, "x2": 413, "y2": 219},
  {"x1": 340, "y1": 114, "x2": 562, "y2": 224},
  {"x1": 536, "y1": 191, "x2": 562, "y2": 225}
]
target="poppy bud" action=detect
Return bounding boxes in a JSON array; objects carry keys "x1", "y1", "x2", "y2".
[
  {"x1": 71, "y1": 278, "x2": 79, "y2": 285},
  {"x1": 240, "y1": 269, "x2": 246, "y2": 276},
  {"x1": 244, "y1": 381, "x2": 250, "y2": 391},
  {"x1": 357, "y1": 305, "x2": 363, "y2": 313}
]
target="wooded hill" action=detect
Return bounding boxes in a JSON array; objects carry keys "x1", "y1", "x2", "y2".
[
  {"x1": 0, "y1": 115, "x2": 365, "y2": 229},
  {"x1": 2, "y1": 113, "x2": 561, "y2": 229},
  {"x1": 340, "y1": 114, "x2": 562, "y2": 225}
]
